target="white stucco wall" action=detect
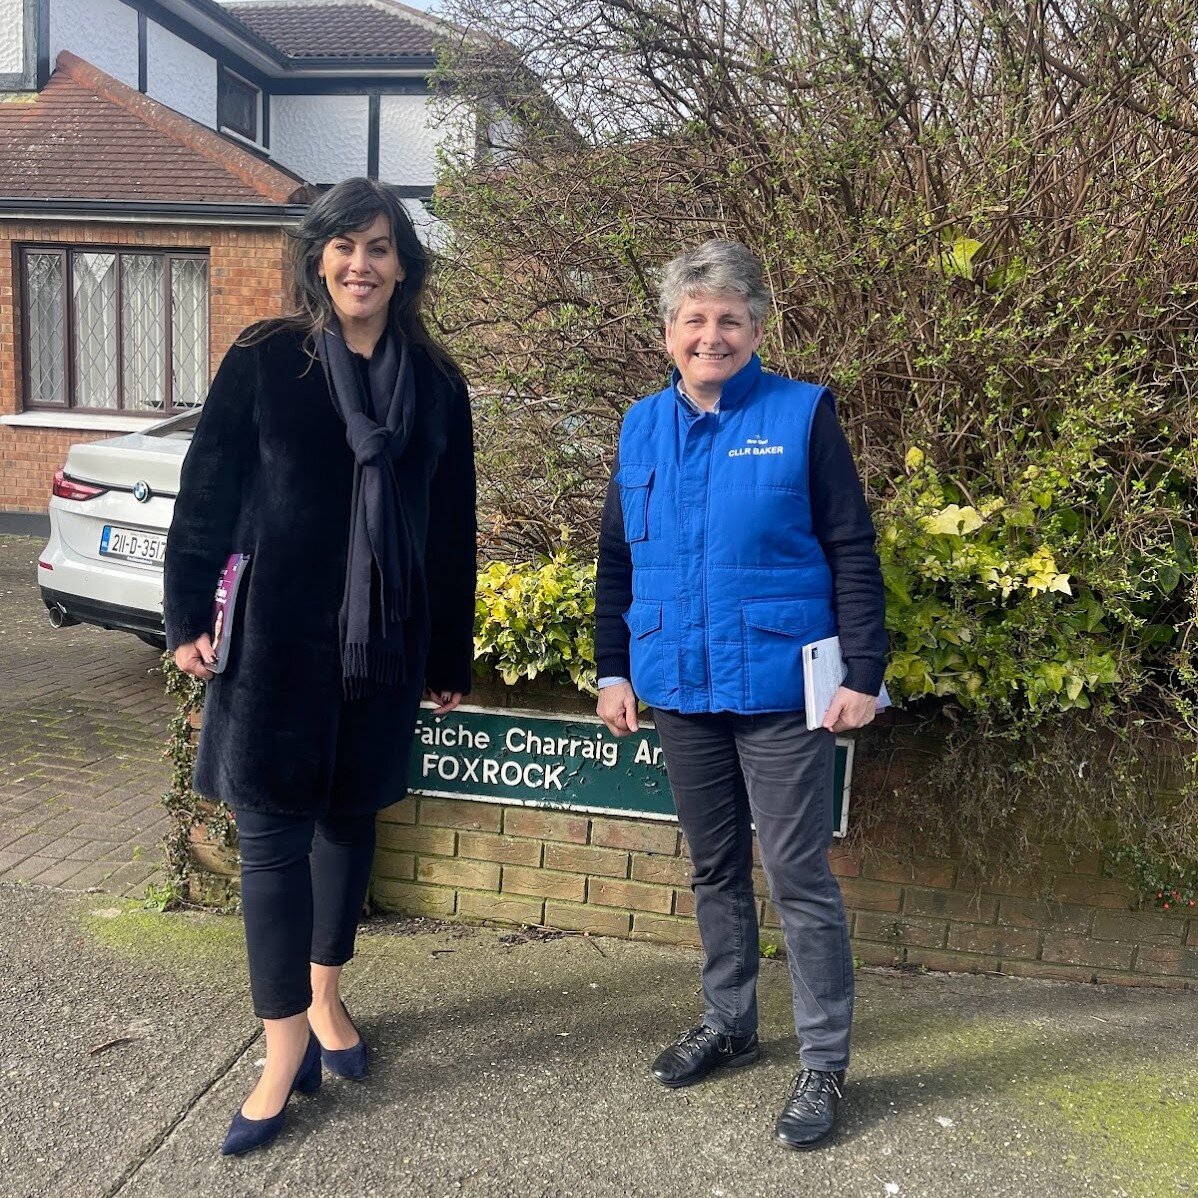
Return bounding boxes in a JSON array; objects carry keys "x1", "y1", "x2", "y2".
[
  {"x1": 486, "y1": 114, "x2": 521, "y2": 160},
  {"x1": 402, "y1": 198, "x2": 446, "y2": 251},
  {"x1": 271, "y1": 95, "x2": 369, "y2": 184},
  {"x1": 145, "y1": 21, "x2": 217, "y2": 129},
  {"x1": 0, "y1": 0, "x2": 24, "y2": 74},
  {"x1": 50, "y1": 0, "x2": 139, "y2": 88},
  {"x1": 378, "y1": 94, "x2": 436, "y2": 186},
  {"x1": 378, "y1": 94, "x2": 472, "y2": 186}
]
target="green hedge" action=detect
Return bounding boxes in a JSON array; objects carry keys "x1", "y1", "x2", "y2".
[{"x1": 474, "y1": 448, "x2": 1192, "y2": 728}]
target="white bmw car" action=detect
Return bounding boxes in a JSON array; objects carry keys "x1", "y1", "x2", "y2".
[{"x1": 38, "y1": 410, "x2": 199, "y2": 648}]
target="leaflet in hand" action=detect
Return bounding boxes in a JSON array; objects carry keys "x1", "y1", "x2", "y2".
[
  {"x1": 803, "y1": 634, "x2": 890, "y2": 731},
  {"x1": 210, "y1": 553, "x2": 251, "y2": 675}
]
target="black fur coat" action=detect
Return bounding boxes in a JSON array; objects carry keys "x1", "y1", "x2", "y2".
[{"x1": 164, "y1": 327, "x2": 476, "y2": 816}]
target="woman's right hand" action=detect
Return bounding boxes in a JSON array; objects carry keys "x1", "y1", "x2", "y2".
[{"x1": 174, "y1": 633, "x2": 217, "y2": 681}]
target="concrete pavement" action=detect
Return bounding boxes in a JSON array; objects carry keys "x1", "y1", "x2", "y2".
[{"x1": 2, "y1": 882, "x2": 1195, "y2": 1198}]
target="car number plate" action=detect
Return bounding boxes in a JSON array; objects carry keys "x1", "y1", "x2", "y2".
[{"x1": 99, "y1": 525, "x2": 167, "y2": 565}]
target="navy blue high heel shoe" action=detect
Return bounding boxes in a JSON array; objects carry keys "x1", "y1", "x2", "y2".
[
  {"x1": 314, "y1": 1002, "x2": 368, "y2": 1081},
  {"x1": 220, "y1": 1034, "x2": 322, "y2": 1156}
]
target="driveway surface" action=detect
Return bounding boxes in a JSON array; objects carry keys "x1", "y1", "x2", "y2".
[{"x1": 0, "y1": 534, "x2": 171, "y2": 895}]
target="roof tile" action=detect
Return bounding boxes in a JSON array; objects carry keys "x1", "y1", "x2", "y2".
[
  {"x1": 0, "y1": 52, "x2": 309, "y2": 204},
  {"x1": 226, "y1": 2, "x2": 438, "y2": 59}
]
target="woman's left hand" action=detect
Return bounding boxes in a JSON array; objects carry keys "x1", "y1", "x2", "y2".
[
  {"x1": 821, "y1": 686, "x2": 878, "y2": 734},
  {"x1": 426, "y1": 689, "x2": 463, "y2": 716}
]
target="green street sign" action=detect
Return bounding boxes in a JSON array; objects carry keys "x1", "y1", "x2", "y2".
[{"x1": 409, "y1": 704, "x2": 852, "y2": 835}]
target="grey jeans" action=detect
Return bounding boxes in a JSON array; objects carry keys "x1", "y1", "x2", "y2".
[{"x1": 653, "y1": 708, "x2": 854, "y2": 1071}]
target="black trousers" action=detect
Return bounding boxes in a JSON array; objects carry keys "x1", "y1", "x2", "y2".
[{"x1": 237, "y1": 807, "x2": 378, "y2": 1020}]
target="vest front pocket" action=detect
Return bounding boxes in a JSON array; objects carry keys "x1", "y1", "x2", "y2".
[
  {"x1": 741, "y1": 598, "x2": 828, "y2": 710},
  {"x1": 615, "y1": 463, "x2": 655, "y2": 543},
  {"x1": 624, "y1": 598, "x2": 665, "y2": 702}
]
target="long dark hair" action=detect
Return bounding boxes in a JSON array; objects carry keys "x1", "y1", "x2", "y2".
[{"x1": 241, "y1": 177, "x2": 461, "y2": 381}]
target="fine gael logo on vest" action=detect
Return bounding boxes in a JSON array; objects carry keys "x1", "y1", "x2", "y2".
[{"x1": 728, "y1": 435, "x2": 785, "y2": 458}]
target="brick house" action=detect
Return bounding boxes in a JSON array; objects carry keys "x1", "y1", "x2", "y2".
[{"x1": 0, "y1": 0, "x2": 463, "y2": 524}]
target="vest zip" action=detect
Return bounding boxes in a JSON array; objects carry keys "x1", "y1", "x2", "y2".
[{"x1": 702, "y1": 407, "x2": 718, "y2": 708}]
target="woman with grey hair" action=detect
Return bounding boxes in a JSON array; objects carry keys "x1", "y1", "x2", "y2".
[{"x1": 595, "y1": 238, "x2": 886, "y2": 1150}]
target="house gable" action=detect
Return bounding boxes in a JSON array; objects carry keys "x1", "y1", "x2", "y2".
[
  {"x1": 0, "y1": 51, "x2": 306, "y2": 203},
  {"x1": 2, "y1": 0, "x2": 469, "y2": 191}
]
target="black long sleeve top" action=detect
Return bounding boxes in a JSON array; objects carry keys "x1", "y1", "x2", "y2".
[{"x1": 595, "y1": 393, "x2": 887, "y2": 697}]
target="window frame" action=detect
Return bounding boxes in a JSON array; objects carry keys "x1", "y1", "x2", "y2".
[
  {"x1": 218, "y1": 67, "x2": 261, "y2": 143},
  {"x1": 18, "y1": 244, "x2": 210, "y2": 417}
]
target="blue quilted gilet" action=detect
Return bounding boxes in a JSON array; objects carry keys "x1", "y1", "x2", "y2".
[{"x1": 616, "y1": 354, "x2": 836, "y2": 714}]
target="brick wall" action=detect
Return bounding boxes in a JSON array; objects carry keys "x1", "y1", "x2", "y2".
[
  {"x1": 0, "y1": 427, "x2": 87, "y2": 511},
  {"x1": 0, "y1": 220, "x2": 289, "y2": 511},
  {"x1": 173, "y1": 678, "x2": 1197, "y2": 986},
  {"x1": 361, "y1": 683, "x2": 1198, "y2": 988},
  {"x1": 372, "y1": 796, "x2": 1198, "y2": 986}
]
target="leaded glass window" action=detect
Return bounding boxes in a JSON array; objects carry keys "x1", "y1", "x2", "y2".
[
  {"x1": 24, "y1": 252, "x2": 66, "y2": 405},
  {"x1": 121, "y1": 256, "x2": 166, "y2": 412},
  {"x1": 20, "y1": 247, "x2": 209, "y2": 414},
  {"x1": 171, "y1": 259, "x2": 209, "y2": 409},
  {"x1": 73, "y1": 253, "x2": 118, "y2": 409}
]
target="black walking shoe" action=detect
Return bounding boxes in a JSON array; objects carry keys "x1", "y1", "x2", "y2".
[
  {"x1": 774, "y1": 1067, "x2": 845, "y2": 1151},
  {"x1": 651, "y1": 1025, "x2": 759, "y2": 1088}
]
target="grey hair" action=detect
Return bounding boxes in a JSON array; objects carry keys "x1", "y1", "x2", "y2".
[{"x1": 657, "y1": 239, "x2": 771, "y2": 326}]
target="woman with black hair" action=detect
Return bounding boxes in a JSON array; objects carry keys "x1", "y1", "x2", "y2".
[{"x1": 164, "y1": 178, "x2": 476, "y2": 1155}]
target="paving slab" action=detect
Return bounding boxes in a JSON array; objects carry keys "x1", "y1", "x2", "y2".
[
  {"x1": 0, "y1": 884, "x2": 255, "y2": 1198},
  {"x1": 0, "y1": 535, "x2": 173, "y2": 898},
  {"x1": 2, "y1": 883, "x2": 1195, "y2": 1198}
]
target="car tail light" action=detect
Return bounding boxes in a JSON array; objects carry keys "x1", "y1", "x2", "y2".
[{"x1": 52, "y1": 469, "x2": 107, "y2": 501}]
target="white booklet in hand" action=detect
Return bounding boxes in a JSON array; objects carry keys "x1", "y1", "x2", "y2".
[{"x1": 803, "y1": 634, "x2": 891, "y2": 731}]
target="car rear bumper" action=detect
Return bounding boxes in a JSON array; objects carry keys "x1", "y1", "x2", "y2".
[
  {"x1": 40, "y1": 585, "x2": 166, "y2": 642},
  {"x1": 39, "y1": 518, "x2": 165, "y2": 612}
]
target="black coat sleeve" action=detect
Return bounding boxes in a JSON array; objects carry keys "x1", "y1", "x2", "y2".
[
  {"x1": 423, "y1": 377, "x2": 478, "y2": 695},
  {"x1": 163, "y1": 343, "x2": 257, "y2": 651},
  {"x1": 809, "y1": 395, "x2": 888, "y2": 696},
  {"x1": 594, "y1": 444, "x2": 634, "y2": 680}
]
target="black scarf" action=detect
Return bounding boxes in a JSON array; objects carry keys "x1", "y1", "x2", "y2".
[{"x1": 316, "y1": 318, "x2": 416, "y2": 697}]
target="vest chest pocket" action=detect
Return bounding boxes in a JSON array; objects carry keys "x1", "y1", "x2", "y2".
[
  {"x1": 741, "y1": 597, "x2": 831, "y2": 710},
  {"x1": 615, "y1": 463, "x2": 655, "y2": 543}
]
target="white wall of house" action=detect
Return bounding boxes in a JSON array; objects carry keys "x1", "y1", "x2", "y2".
[
  {"x1": 0, "y1": 0, "x2": 24, "y2": 74},
  {"x1": 271, "y1": 94, "x2": 370, "y2": 183},
  {"x1": 403, "y1": 198, "x2": 446, "y2": 251},
  {"x1": 379, "y1": 93, "x2": 464, "y2": 187},
  {"x1": 50, "y1": 0, "x2": 139, "y2": 88},
  {"x1": 145, "y1": 21, "x2": 218, "y2": 129},
  {"x1": 487, "y1": 114, "x2": 521, "y2": 159}
]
